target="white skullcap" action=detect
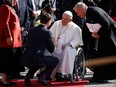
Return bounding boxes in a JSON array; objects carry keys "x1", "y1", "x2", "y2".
[{"x1": 63, "y1": 11, "x2": 73, "y2": 17}]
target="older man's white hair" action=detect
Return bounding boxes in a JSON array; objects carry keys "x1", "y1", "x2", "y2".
[
  {"x1": 73, "y1": 2, "x2": 88, "y2": 10},
  {"x1": 63, "y1": 11, "x2": 73, "y2": 18}
]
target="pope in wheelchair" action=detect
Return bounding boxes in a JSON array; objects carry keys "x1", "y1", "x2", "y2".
[{"x1": 49, "y1": 11, "x2": 84, "y2": 81}]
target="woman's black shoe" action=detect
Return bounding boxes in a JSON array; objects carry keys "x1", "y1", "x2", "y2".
[{"x1": 0, "y1": 81, "x2": 16, "y2": 86}]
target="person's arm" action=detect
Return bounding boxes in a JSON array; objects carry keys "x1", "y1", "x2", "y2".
[
  {"x1": 69, "y1": 27, "x2": 84, "y2": 48},
  {"x1": 62, "y1": 26, "x2": 84, "y2": 50},
  {"x1": 2, "y1": 5, "x2": 13, "y2": 45},
  {"x1": 24, "y1": 4, "x2": 31, "y2": 32},
  {"x1": 46, "y1": 31, "x2": 55, "y2": 53},
  {"x1": 92, "y1": 9, "x2": 111, "y2": 38}
]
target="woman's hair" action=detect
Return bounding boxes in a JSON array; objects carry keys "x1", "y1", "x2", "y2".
[
  {"x1": 4, "y1": 0, "x2": 13, "y2": 6},
  {"x1": 39, "y1": 13, "x2": 52, "y2": 24}
]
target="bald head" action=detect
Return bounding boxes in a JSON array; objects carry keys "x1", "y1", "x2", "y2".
[{"x1": 73, "y1": 2, "x2": 88, "y2": 18}]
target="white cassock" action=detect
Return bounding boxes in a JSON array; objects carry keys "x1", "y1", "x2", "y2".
[{"x1": 50, "y1": 20, "x2": 83, "y2": 75}]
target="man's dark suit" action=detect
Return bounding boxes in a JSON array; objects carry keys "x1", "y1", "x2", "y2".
[
  {"x1": 27, "y1": 0, "x2": 40, "y2": 28},
  {"x1": 83, "y1": 6, "x2": 116, "y2": 80},
  {"x1": 14, "y1": 0, "x2": 30, "y2": 28},
  {"x1": 20, "y1": 24, "x2": 59, "y2": 80}
]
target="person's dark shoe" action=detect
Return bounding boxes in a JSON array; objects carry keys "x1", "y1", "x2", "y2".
[
  {"x1": 24, "y1": 77, "x2": 31, "y2": 86},
  {"x1": 47, "y1": 77, "x2": 53, "y2": 81},
  {"x1": 0, "y1": 81, "x2": 16, "y2": 86},
  {"x1": 89, "y1": 79, "x2": 108, "y2": 83},
  {"x1": 37, "y1": 73, "x2": 53, "y2": 81},
  {"x1": 38, "y1": 74, "x2": 51, "y2": 86},
  {"x1": 12, "y1": 73, "x2": 25, "y2": 79},
  {"x1": 55, "y1": 73, "x2": 65, "y2": 81},
  {"x1": 38, "y1": 78, "x2": 51, "y2": 86}
]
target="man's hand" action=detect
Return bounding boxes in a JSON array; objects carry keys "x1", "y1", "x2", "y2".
[
  {"x1": 92, "y1": 32, "x2": 100, "y2": 38},
  {"x1": 32, "y1": 11, "x2": 37, "y2": 17}
]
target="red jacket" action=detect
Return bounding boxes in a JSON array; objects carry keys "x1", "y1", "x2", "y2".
[{"x1": 0, "y1": 4, "x2": 22, "y2": 48}]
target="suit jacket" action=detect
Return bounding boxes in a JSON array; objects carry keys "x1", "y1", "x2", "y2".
[
  {"x1": 0, "y1": 4, "x2": 22, "y2": 48},
  {"x1": 28, "y1": 0, "x2": 39, "y2": 17},
  {"x1": 14, "y1": 0, "x2": 30, "y2": 27},
  {"x1": 27, "y1": 0, "x2": 40, "y2": 27},
  {"x1": 83, "y1": 6, "x2": 116, "y2": 58},
  {"x1": 20, "y1": 24, "x2": 55, "y2": 68},
  {"x1": 84, "y1": 6, "x2": 116, "y2": 80}
]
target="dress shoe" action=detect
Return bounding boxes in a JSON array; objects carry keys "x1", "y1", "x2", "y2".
[
  {"x1": 89, "y1": 79, "x2": 108, "y2": 83},
  {"x1": 12, "y1": 73, "x2": 25, "y2": 79},
  {"x1": 24, "y1": 77, "x2": 31, "y2": 86},
  {"x1": 55, "y1": 73, "x2": 65, "y2": 81},
  {"x1": 38, "y1": 75, "x2": 51, "y2": 86},
  {"x1": 0, "y1": 81, "x2": 16, "y2": 86},
  {"x1": 37, "y1": 73, "x2": 53, "y2": 81}
]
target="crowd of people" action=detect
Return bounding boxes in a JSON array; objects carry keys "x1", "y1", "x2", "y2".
[{"x1": 0, "y1": 0, "x2": 116, "y2": 86}]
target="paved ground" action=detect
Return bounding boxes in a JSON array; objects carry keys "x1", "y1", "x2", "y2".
[
  {"x1": 84, "y1": 68, "x2": 116, "y2": 87},
  {"x1": 0, "y1": 68, "x2": 116, "y2": 87}
]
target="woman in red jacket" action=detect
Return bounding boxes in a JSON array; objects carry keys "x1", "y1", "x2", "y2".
[{"x1": 0, "y1": 0, "x2": 22, "y2": 86}]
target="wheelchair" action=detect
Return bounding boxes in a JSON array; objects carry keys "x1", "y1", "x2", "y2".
[
  {"x1": 55, "y1": 47, "x2": 86, "y2": 83},
  {"x1": 69, "y1": 47, "x2": 86, "y2": 83}
]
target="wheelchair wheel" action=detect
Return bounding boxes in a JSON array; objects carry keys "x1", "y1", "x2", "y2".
[
  {"x1": 76, "y1": 47, "x2": 86, "y2": 79},
  {"x1": 70, "y1": 72, "x2": 76, "y2": 83},
  {"x1": 71, "y1": 47, "x2": 86, "y2": 83}
]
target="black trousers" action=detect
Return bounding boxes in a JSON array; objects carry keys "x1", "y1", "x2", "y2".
[
  {"x1": 0, "y1": 47, "x2": 24, "y2": 74},
  {"x1": 26, "y1": 56, "x2": 59, "y2": 79}
]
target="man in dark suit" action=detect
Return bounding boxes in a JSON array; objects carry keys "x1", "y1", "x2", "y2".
[
  {"x1": 15, "y1": 0, "x2": 30, "y2": 29},
  {"x1": 20, "y1": 13, "x2": 59, "y2": 86},
  {"x1": 11, "y1": 0, "x2": 30, "y2": 79},
  {"x1": 73, "y1": 2, "x2": 116, "y2": 82},
  {"x1": 28, "y1": 0, "x2": 40, "y2": 28}
]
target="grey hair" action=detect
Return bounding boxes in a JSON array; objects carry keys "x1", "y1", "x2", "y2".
[{"x1": 73, "y1": 2, "x2": 88, "y2": 10}]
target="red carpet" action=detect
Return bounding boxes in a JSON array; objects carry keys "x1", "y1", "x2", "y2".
[{"x1": 10, "y1": 79, "x2": 88, "y2": 87}]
